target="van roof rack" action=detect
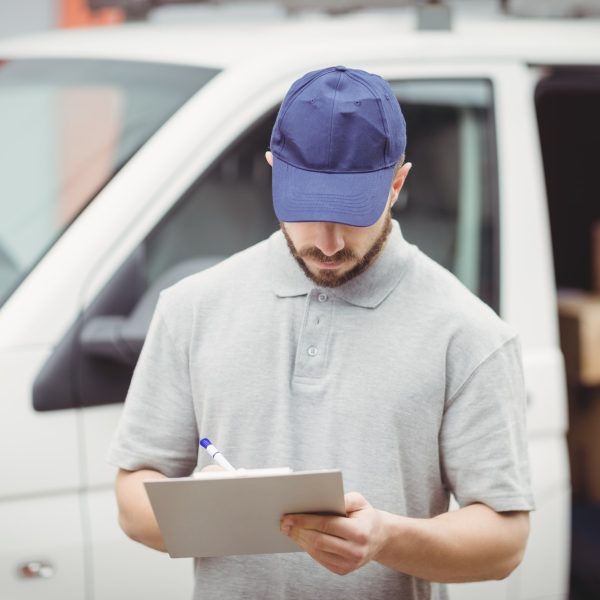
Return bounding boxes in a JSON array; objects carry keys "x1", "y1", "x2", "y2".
[
  {"x1": 88, "y1": 0, "x2": 600, "y2": 21},
  {"x1": 89, "y1": 0, "x2": 418, "y2": 20}
]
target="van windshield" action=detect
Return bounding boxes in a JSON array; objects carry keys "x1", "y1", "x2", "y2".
[{"x1": 0, "y1": 58, "x2": 219, "y2": 306}]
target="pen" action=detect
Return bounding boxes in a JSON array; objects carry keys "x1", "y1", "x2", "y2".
[{"x1": 199, "y1": 438, "x2": 236, "y2": 471}]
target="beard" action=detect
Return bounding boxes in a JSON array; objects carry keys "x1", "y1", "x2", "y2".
[{"x1": 280, "y1": 208, "x2": 393, "y2": 288}]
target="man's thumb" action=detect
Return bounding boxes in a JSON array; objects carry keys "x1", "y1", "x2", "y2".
[{"x1": 344, "y1": 491, "x2": 370, "y2": 515}]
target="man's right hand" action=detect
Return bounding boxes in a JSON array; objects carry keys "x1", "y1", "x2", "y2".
[
  {"x1": 115, "y1": 468, "x2": 168, "y2": 552},
  {"x1": 200, "y1": 465, "x2": 226, "y2": 472}
]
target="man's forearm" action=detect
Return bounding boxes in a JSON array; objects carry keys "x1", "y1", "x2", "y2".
[
  {"x1": 375, "y1": 503, "x2": 530, "y2": 583},
  {"x1": 115, "y1": 468, "x2": 167, "y2": 553}
]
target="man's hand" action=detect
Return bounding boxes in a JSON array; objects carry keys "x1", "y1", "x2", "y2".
[
  {"x1": 200, "y1": 464, "x2": 225, "y2": 473},
  {"x1": 115, "y1": 468, "x2": 168, "y2": 552},
  {"x1": 280, "y1": 492, "x2": 388, "y2": 576},
  {"x1": 280, "y1": 493, "x2": 529, "y2": 582}
]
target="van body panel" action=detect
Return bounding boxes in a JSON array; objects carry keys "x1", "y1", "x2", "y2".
[
  {"x1": 518, "y1": 487, "x2": 571, "y2": 600},
  {"x1": 0, "y1": 15, "x2": 599, "y2": 70},
  {"x1": 494, "y1": 63, "x2": 570, "y2": 598},
  {"x1": 495, "y1": 65, "x2": 558, "y2": 349},
  {"x1": 0, "y1": 491, "x2": 85, "y2": 598},
  {"x1": 87, "y1": 488, "x2": 194, "y2": 600},
  {"x1": 522, "y1": 348, "x2": 569, "y2": 436},
  {"x1": 0, "y1": 349, "x2": 80, "y2": 496},
  {"x1": 0, "y1": 348, "x2": 84, "y2": 594}
]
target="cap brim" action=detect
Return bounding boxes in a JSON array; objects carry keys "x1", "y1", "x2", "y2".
[{"x1": 272, "y1": 155, "x2": 394, "y2": 227}]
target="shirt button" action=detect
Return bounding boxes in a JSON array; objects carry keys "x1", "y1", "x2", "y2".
[
  {"x1": 318, "y1": 293, "x2": 328, "y2": 303},
  {"x1": 307, "y1": 346, "x2": 318, "y2": 357}
]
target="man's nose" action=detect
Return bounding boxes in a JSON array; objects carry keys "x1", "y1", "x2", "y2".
[{"x1": 313, "y1": 223, "x2": 345, "y2": 257}]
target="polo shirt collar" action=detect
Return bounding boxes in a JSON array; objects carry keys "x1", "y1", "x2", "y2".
[{"x1": 268, "y1": 219, "x2": 415, "y2": 309}]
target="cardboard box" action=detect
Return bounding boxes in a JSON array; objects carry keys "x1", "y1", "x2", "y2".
[
  {"x1": 567, "y1": 385, "x2": 600, "y2": 502},
  {"x1": 558, "y1": 289, "x2": 600, "y2": 386}
]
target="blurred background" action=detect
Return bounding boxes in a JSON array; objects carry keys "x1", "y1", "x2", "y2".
[
  {"x1": 0, "y1": 0, "x2": 124, "y2": 37},
  {"x1": 3, "y1": 0, "x2": 600, "y2": 37}
]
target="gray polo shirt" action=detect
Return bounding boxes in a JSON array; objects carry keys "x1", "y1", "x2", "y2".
[{"x1": 107, "y1": 218, "x2": 535, "y2": 600}]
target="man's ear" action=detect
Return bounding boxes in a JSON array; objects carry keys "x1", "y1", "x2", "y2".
[
  {"x1": 265, "y1": 150, "x2": 273, "y2": 167},
  {"x1": 389, "y1": 162, "x2": 412, "y2": 208}
]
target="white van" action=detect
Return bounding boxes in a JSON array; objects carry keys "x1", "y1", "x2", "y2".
[{"x1": 1, "y1": 3, "x2": 596, "y2": 598}]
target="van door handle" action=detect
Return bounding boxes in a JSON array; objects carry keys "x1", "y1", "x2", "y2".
[{"x1": 17, "y1": 561, "x2": 54, "y2": 579}]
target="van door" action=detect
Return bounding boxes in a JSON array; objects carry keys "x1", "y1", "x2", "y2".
[
  {"x1": 0, "y1": 346, "x2": 85, "y2": 599},
  {"x1": 0, "y1": 56, "x2": 219, "y2": 599}
]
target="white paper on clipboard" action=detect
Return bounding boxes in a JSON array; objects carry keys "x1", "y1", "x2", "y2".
[{"x1": 144, "y1": 468, "x2": 345, "y2": 558}]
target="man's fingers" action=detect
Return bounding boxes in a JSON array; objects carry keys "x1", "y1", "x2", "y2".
[
  {"x1": 201, "y1": 465, "x2": 225, "y2": 472},
  {"x1": 292, "y1": 524, "x2": 352, "y2": 557},
  {"x1": 287, "y1": 528, "x2": 356, "y2": 575},
  {"x1": 281, "y1": 513, "x2": 353, "y2": 540},
  {"x1": 315, "y1": 550, "x2": 354, "y2": 576}
]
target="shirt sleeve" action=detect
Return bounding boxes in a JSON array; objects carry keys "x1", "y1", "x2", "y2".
[
  {"x1": 439, "y1": 334, "x2": 536, "y2": 512},
  {"x1": 105, "y1": 290, "x2": 198, "y2": 478}
]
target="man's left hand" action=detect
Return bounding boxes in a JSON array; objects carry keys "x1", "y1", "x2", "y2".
[{"x1": 280, "y1": 492, "x2": 388, "y2": 576}]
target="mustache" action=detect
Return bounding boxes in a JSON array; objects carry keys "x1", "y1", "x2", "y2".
[{"x1": 298, "y1": 246, "x2": 358, "y2": 263}]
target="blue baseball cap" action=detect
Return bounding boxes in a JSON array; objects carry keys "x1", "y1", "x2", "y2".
[{"x1": 270, "y1": 65, "x2": 406, "y2": 227}]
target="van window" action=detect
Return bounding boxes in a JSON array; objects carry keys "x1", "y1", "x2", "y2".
[
  {"x1": 0, "y1": 58, "x2": 219, "y2": 306},
  {"x1": 145, "y1": 78, "x2": 499, "y2": 312},
  {"x1": 145, "y1": 109, "x2": 279, "y2": 283},
  {"x1": 390, "y1": 79, "x2": 498, "y2": 310}
]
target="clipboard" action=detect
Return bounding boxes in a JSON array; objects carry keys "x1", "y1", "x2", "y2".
[{"x1": 144, "y1": 468, "x2": 345, "y2": 558}]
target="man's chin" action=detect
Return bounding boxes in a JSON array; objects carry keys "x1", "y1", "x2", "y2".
[
  {"x1": 280, "y1": 212, "x2": 393, "y2": 289},
  {"x1": 305, "y1": 264, "x2": 353, "y2": 288}
]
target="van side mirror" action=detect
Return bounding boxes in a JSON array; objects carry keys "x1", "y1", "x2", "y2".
[
  {"x1": 80, "y1": 315, "x2": 142, "y2": 367},
  {"x1": 33, "y1": 252, "x2": 224, "y2": 411}
]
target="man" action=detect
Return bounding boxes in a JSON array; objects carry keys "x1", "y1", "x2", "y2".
[{"x1": 108, "y1": 65, "x2": 534, "y2": 599}]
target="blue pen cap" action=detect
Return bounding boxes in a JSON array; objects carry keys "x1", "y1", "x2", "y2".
[{"x1": 200, "y1": 438, "x2": 212, "y2": 449}]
